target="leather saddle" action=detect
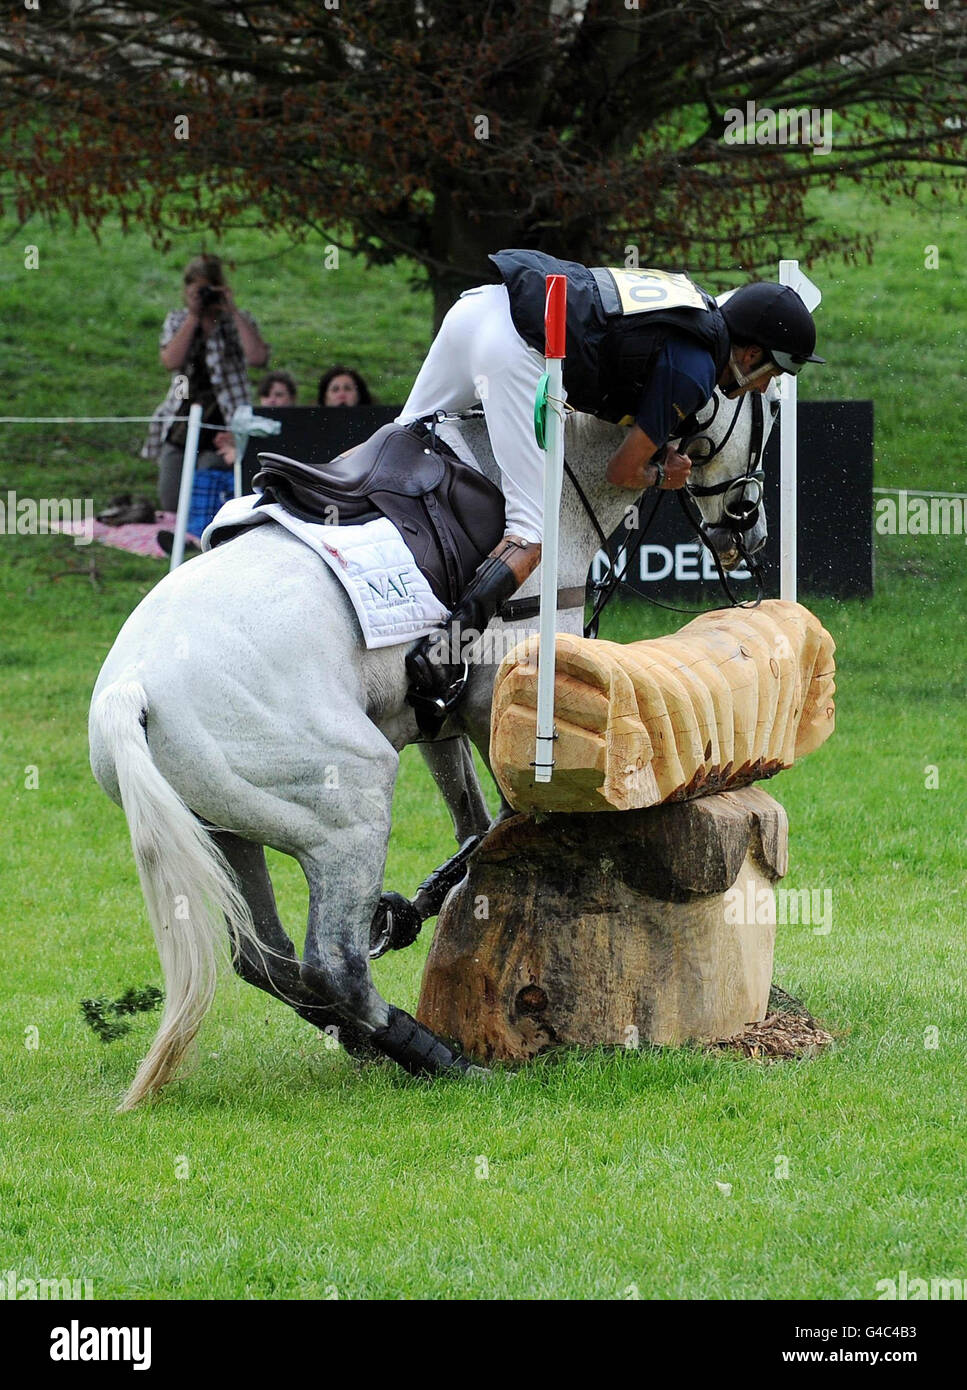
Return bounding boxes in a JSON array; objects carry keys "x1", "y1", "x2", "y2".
[{"x1": 252, "y1": 422, "x2": 506, "y2": 609}]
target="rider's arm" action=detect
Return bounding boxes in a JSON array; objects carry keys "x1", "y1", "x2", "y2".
[
  {"x1": 606, "y1": 427, "x2": 691, "y2": 491},
  {"x1": 607, "y1": 333, "x2": 716, "y2": 492}
]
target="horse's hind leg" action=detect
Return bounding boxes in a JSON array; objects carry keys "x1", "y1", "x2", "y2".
[
  {"x1": 211, "y1": 830, "x2": 376, "y2": 1058},
  {"x1": 296, "y1": 760, "x2": 479, "y2": 1077}
]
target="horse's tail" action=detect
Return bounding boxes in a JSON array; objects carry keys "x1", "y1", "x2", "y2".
[{"x1": 91, "y1": 680, "x2": 256, "y2": 1112}]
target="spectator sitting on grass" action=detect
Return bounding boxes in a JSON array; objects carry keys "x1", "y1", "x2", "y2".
[{"x1": 317, "y1": 365, "x2": 372, "y2": 406}]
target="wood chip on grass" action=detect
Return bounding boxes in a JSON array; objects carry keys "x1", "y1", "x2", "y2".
[{"x1": 709, "y1": 986, "x2": 834, "y2": 1061}]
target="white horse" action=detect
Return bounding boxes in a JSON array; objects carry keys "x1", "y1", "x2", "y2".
[{"x1": 89, "y1": 385, "x2": 776, "y2": 1109}]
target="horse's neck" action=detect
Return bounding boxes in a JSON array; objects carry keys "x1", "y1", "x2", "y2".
[{"x1": 445, "y1": 413, "x2": 632, "y2": 597}]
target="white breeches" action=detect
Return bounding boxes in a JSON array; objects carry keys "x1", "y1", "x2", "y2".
[{"x1": 397, "y1": 283, "x2": 549, "y2": 545}]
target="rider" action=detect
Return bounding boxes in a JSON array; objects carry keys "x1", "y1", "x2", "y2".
[{"x1": 399, "y1": 250, "x2": 824, "y2": 735}]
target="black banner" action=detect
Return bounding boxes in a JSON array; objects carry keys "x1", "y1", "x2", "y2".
[
  {"x1": 606, "y1": 400, "x2": 874, "y2": 600},
  {"x1": 241, "y1": 401, "x2": 874, "y2": 600},
  {"x1": 5, "y1": 1296, "x2": 960, "y2": 1370},
  {"x1": 239, "y1": 405, "x2": 400, "y2": 491}
]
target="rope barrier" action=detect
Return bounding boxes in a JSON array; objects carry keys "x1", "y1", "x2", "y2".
[{"x1": 0, "y1": 414, "x2": 222, "y2": 428}]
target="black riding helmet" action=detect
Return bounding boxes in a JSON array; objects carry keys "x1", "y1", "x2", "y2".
[{"x1": 720, "y1": 282, "x2": 825, "y2": 374}]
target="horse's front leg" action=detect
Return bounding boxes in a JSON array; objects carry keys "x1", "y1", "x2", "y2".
[
  {"x1": 419, "y1": 736, "x2": 492, "y2": 842},
  {"x1": 455, "y1": 660, "x2": 518, "y2": 822},
  {"x1": 364, "y1": 735, "x2": 489, "y2": 956}
]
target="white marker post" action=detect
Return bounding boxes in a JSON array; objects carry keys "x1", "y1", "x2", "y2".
[
  {"x1": 778, "y1": 260, "x2": 821, "y2": 602},
  {"x1": 169, "y1": 402, "x2": 203, "y2": 572},
  {"x1": 534, "y1": 274, "x2": 567, "y2": 784}
]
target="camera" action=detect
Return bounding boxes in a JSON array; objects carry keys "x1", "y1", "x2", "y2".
[{"x1": 198, "y1": 284, "x2": 224, "y2": 310}]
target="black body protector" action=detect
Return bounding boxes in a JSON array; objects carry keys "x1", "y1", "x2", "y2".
[
  {"x1": 490, "y1": 249, "x2": 732, "y2": 422},
  {"x1": 405, "y1": 251, "x2": 732, "y2": 737}
]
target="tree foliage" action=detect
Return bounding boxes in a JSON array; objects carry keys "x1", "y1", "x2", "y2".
[{"x1": 1, "y1": 0, "x2": 963, "y2": 323}]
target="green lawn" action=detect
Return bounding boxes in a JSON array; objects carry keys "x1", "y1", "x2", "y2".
[{"x1": 1, "y1": 182, "x2": 965, "y2": 1300}]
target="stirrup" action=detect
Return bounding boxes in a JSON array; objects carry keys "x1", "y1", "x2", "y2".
[{"x1": 405, "y1": 658, "x2": 469, "y2": 737}]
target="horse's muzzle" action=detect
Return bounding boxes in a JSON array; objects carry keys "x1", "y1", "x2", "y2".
[{"x1": 704, "y1": 525, "x2": 763, "y2": 570}]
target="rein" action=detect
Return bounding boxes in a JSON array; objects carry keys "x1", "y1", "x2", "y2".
[
  {"x1": 437, "y1": 400, "x2": 768, "y2": 638},
  {"x1": 575, "y1": 391, "x2": 768, "y2": 634}
]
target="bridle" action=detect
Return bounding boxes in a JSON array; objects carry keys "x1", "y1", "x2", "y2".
[
  {"x1": 675, "y1": 389, "x2": 768, "y2": 608},
  {"x1": 575, "y1": 390, "x2": 769, "y2": 636}
]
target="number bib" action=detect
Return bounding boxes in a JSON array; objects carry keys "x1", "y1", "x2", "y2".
[{"x1": 603, "y1": 268, "x2": 707, "y2": 315}]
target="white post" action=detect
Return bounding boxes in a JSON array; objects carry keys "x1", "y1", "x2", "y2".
[
  {"x1": 534, "y1": 275, "x2": 567, "y2": 784},
  {"x1": 232, "y1": 431, "x2": 248, "y2": 498},
  {"x1": 169, "y1": 402, "x2": 203, "y2": 571},
  {"x1": 778, "y1": 259, "x2": 799, "y2": 602}
]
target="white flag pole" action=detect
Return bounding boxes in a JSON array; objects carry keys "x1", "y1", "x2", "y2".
[
  {"x1": 777, "y1": 260, "x2": 821, "y2": 603},
  {"x1": 169, "y1": 402, "x2": 203, "y2": 571},
  {"x1": 778, "y1": 260, "x2": 799, "y2": 602},
  {"x1": 534, "y1": 275, "x2": 567, "y2": 784}
]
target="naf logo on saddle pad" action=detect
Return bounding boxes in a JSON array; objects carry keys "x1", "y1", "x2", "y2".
[
  {"x1": 366, "y1": 569, "x2": 415, "y2": 601},
  {"x1": 203, "y1": 496, "x2": 449, "y2": 648}
]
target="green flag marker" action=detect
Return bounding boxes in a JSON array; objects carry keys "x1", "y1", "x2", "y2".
[{"x1": 534, "y1": 371, "x2": 550, "y2": 449}]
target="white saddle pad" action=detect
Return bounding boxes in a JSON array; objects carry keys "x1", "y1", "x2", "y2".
[{"x1": 202, "y1": 494, "x2": 449, "y2": 649}]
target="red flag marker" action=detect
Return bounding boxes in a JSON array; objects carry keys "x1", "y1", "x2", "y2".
[
  {"x1": 544, "y1": 274, "x2": 567, "y2": 359},
  {"x1": 535, "y1": 274, "x2": 568, "y2": 783}
]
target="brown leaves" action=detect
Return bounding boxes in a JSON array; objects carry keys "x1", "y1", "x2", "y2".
[{"x1": 0, "y1": 1, "x2": 963, "y2": 298}]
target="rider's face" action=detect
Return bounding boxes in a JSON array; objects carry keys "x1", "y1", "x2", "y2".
[{"x1": 719, "y1": 345, "x2": 782, "y2": 398}]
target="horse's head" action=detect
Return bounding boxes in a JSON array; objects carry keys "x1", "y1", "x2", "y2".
[{"x1": 673, "y1": 380, "x2": 779, "y2": 572}]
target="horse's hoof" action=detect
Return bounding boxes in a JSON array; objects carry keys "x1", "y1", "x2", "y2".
[{"x1": 371, "y1": 1005, "x2": 480, "y2": 1078}]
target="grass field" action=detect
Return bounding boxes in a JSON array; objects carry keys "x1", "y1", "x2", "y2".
[{"x1": 1, "y1": 181, "x2": 965, "y2": 1300}]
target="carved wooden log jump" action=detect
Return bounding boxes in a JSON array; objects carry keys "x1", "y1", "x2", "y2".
[
  {"x1": 417, "y1": 601, "x2": 836, "y2": 1064},
  {"x1": 490, "y1": 599, "x2": 835, "y2": 814},
  {"x1": 417, "y1": 787, "x2": 789, "y2": 1060}
]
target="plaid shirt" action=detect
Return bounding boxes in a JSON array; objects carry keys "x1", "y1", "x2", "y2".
[{"x1": 142, "y1": 307, "x2": 264, "y2": 460}]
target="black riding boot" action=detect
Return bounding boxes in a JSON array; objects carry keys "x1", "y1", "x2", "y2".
[{"x1": 405, "y1": 544, "x2": 523, "y2": 737}]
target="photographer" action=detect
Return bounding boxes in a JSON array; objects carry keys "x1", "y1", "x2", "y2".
[{"x1": 142, "y1": 254, "x2": 269, "y2": 511}]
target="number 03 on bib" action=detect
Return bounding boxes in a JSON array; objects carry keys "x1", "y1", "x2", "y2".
[{"x1": 604, "y1": 268, "x2": 707, "y2": 315}]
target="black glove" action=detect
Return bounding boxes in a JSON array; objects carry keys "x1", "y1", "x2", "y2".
[{"x1": 406, "y1": 553, "x2": 519, "y2": 736}]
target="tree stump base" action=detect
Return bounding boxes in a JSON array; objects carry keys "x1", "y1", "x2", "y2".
[{"x1": 416, "y1": 786, "x2": 788, "y2": 1062}]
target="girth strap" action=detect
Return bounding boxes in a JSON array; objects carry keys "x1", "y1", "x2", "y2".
[{"x1": 498, "y1": 586, "x2": 588, "y2": 623}]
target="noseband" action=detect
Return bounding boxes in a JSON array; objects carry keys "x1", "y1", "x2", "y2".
[{"x1": 576, "y1": 389, "x2": 770, "y2": 632}]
